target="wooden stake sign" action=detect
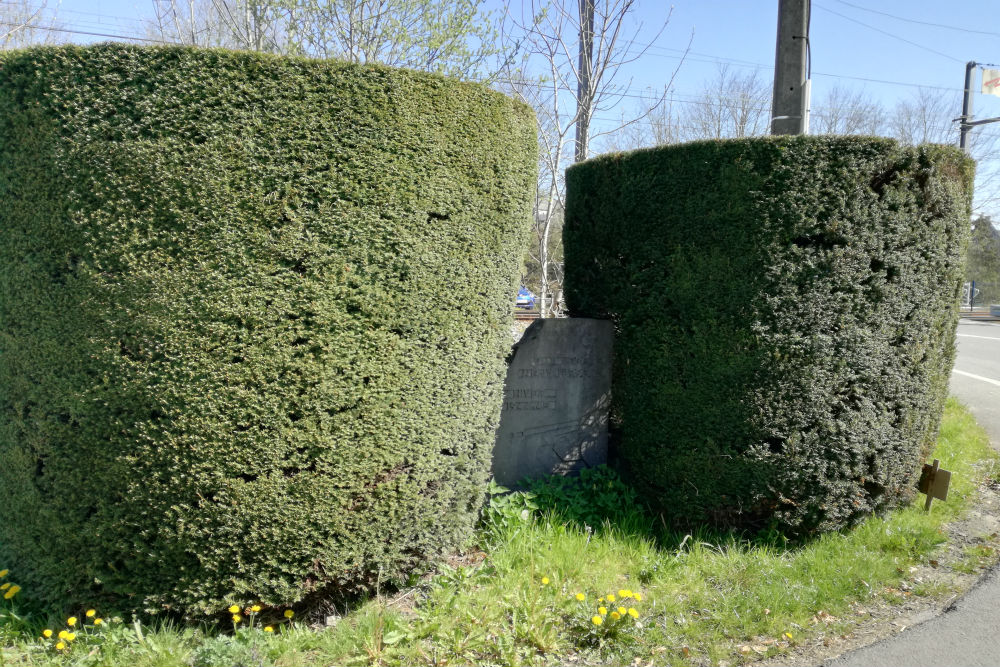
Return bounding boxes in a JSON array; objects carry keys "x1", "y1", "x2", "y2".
[{"x1": 918, "y1": 459, "x2": 952, "y2": 511}]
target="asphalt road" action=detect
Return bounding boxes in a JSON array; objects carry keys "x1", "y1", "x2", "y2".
[{"x1": 825, "y1": 319, "x2": 1000, "y2": 667}]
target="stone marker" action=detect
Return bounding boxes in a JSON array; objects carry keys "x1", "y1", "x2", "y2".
[{"x1": 492, "y1": 318, "x2": 614, "y2": 487}]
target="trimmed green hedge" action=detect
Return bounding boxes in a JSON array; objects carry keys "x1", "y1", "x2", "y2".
[
  {"x1": 0, "y1": 44, "x2": 536, "y2": 614},
  {"x1": 565, "y1": 136, "x2": 973, "y2": 536}
]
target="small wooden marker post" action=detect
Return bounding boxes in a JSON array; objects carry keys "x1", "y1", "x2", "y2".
[{"x1": 918, "y1": 459, "x2": 952, "y2": 511}]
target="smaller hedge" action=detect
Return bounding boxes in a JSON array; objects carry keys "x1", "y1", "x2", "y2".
[{"x1": 565, "y1": 136, "x2": 973, "y2": 536}]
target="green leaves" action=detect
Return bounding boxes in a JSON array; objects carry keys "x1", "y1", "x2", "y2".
[
  {"x1": 565, "y1": 136, "x2": 973, "y2": 537},
  {"x1": 0, "y1": 44, "x2": 536, "y2": 615}
]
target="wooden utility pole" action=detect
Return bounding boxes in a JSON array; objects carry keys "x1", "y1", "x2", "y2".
[
  {"x1": 770, "y1": 0, "x2": 810, "y2": 135},
  {"x1": 575, "y1": 0, "x2": 595, "y2": 162}
]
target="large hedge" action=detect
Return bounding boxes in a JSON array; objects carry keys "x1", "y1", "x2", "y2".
[
  {"x1": 565, "y1": 136, "x2": 973, "y2": 536},
  {"x1": 0, "y1": 44, "x2": 536, "y2": 614}
]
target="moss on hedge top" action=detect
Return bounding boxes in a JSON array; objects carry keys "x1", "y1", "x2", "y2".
[
  {"x1": 564, "y1": 136, "x2": 972, "y2": 536},
  {"x1": 0, "y1": 44, "x2": 536, "y2": 615}
]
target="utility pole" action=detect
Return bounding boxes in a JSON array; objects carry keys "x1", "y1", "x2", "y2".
[
  {"x1": 770, "y1": 0, "x2": 810, "y2": 135},
  {"x1": 958, "y1": 61, "x2": 1000, "y2": 152},
  {"x1": 575, "y1": 0, "x2": 595, "y2": 163}
]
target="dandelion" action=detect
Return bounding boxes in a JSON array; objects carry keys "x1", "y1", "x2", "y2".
[
  {"x1": 58, "y1": 630, "x2": 69, "y2": 640},
  {"x1": 0, "y1": 583, "x2": 8, "y2": 590},
  {"x1": 617, "y1": 606, "x2": 627, "y2": 616},
  {"x1": 94, "y1": 618, "x2": 104, "y2": 626},
  {"x1": 575, "y1": 593, "x2": 586, "y2": 602},
  {"x1": 284, "y1": 610, "x2": 295, "y2": 619},
  {"x1": 65, "y1": 632, "x2": 76, "y2": 642},
  {"x1": 610, "y1": 611, "x2": 621, "y2": 620},
  {"x1": 67, "y1": 617, "x2": 77, "y2": 627},
  {"x1": 251, "y1": 604, "x2": 261, "y2": 613},
  {"x1": 598, "y1": 606, "x2": 607, "y2": 616},
  {"x1": 86, "y1": 609, "x2": 96, "y2": 618},
  {"x1": 264, "y1": 626, "x2": 274, "y2": 633},
  {"x1": 618, "y1": 589, "x2": 630, "y2": 599},
  {"x1": 541, "y1": 577, "x2": 550, "y2": 585},
  {"x1": 784, "y1": 632, "x2": 793, "y2": 640},
  {"x1": 633, "y1": 592, "x2": 642, "y2": 602},
  {"x1": 42, "y1": 629, "x2": 53, "y2": 638},
  {"x1": 628, "y1": 608, "x2": 639, "y2": 618},
  {"x1": 591, "y1": 615, "x2": 603, "y2": 626},
  {"x1": 228, "y1": 604, "x2": 240, "y2": 614},
  {"x1": 3, "y1": 585, "x2": 19, "y2": 599},
  {"x1": 232, "y1": 614, "x2": 242, "y2": 623},
  {"x1": 0, "y1": 569, "x2": 8, "y2": 577},
  {"x1": 606, "y1": 593, "x2": 615, "y2": 602},
  {"x1": 55, "y1": 642, "x2": 66, "y2": 650},
  {"x1": 598, "y1": 597, "x2": 604, "y2": 603}
]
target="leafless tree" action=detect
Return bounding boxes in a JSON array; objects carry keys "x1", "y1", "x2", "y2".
[
  {"x1": 679, "y1": 64, "x2": 770, "y2": 140},
  {"x1": 499, "y1": 0, "x2": 686, "y2": 316},
  {"x1": 811, "y1": 85, "x2": 885, "y2": 135},
  {"x1": 600, "y1": 93, "x2": 682, "y2": 152},
  {"x1": 1, "y1": 0, "x2": 61, "y2": 49},
  {"x1": 150, "y1": 1, "x2": 291, "y2": 52},
  {"x1": 888, "y1": 87, "x2": 957, "y2": 145}
]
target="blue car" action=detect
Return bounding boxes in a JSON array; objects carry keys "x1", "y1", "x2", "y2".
[{"x1": 516, "y1": 286, "x2": 536, "y2": 309}]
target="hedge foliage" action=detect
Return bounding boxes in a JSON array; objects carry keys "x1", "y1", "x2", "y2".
[
  {"x1": 0, "y1": 44, "x2": 536, "y2": 614},
  {"x1": 564, "y1": 136, "x2": 973, "y2": 536}
]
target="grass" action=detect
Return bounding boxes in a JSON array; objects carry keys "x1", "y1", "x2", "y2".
[{"x1": 1, "y1": 398, "x2": 996, "y2": 667}]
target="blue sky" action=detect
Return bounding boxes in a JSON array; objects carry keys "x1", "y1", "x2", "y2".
[
  {"x1": 25, "y1": 0, "x2": 1000, "y2": 216},
  {"x1": 43, "y1": 1, "x2": 1000, "y2": 111}
]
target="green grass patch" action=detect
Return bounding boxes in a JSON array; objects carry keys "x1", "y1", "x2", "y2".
[{"x1": 1, "y1": 398, "x2": 996, "y2": 666}]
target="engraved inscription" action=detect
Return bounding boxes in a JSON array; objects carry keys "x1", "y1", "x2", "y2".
[
  {"x1": 502, "y1": 387, "x2": 557, "y2": 411},
  {"x1": 516, "y1": 366, "x2": 589, "y2": 379},
  {"x1": 492, "y1": 319, "x2": 613, "y2": 487}
]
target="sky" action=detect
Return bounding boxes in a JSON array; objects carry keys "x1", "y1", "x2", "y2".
[{"x1": 11, "y1": 0, "x2": 1000, "y2": 216}]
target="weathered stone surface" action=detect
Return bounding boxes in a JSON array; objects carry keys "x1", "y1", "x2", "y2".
[{"x1": 492, "y1": 318, "x2": 613, "y2": 487}]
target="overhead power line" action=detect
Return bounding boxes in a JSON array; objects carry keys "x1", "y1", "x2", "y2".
[
  {"x1": 832, "y1": 0, "x2": 1000, "y2": 38},
  {"x1": 813, "y1": 3, "x2": 965, "y2": 64},
  {"x1": 0, "y1": 19, "x2": 168, "y2": 44}
]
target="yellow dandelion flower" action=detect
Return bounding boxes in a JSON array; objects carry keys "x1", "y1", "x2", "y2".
[
  {"x1": 66, "y1": 617, "x2": 77, "y2": 627},
  {"x1": 42, "y1": 629, "x2": 53, "y2": 638},
  {"x1": 0, "y1": 583, "x2": 8, "y2": 590},
  {"x1": 617, "y1": 606, "x2": 627, "y2": 616},
  {"x1": 55, "y1": 642, "x2": 66, "y2": 650},
  {"x1": 610, "y1": 611, "x2": 621, "y2": 620},
  {"x1": 618, "y1": 589, "x2": 628, "y2": 598},
  {"x1": 598, "y1": 597, "x2": 604, "y2": 603},
  {"x1": 264, "y1": 626, "x2": 274, "y2": 633},
  {"x1": 58, "y1": 630, "x2": 69, "y2": 640},
  {"x1": 232, "y1": 614, "x2": 242, "y2": 623},
  {"x1": 251, "y1": 605, "x2": 261, "y2": 613},
  {"x1": 3, "y1": 585, "x2": 20, "y2": 599},
  {"x1": 575, "y1": 593, "x2": 586, "y2": 602},
  {"x1": 606, "y1": 593, "x2": 615, "y2": 602},
  {"x1": 633, "y1": 592, "x2": 642, "y2": 602},
  {"x1": 86, "y1": 609, "x2": 96, "y2": 618},
  {"x1": 94, "y1": 618, "x2": 104, "y2": 626},
  {"x1": 598, "y1": 606, "x2": 607, "y2": 615},
  {"x1": 591, "y1": 615, "x2": 603, "y2": 626},
  {"x1": 541, "y1": 577, "x2": 550, "y2": 585},
  {"x1": 284, "y1": 610, "x2": 295, "y2": 619},
  {"x1": 784, "y1": 632, "x2": 793, "y2": 640},
  {"x1": 628, "y1": 607, "x2": 639, "y2": 618},
  {"x1": 65, "y1": 632, "x2": 76, "y2": 642},
  {"x1": 0, "y1": 569, "x2": 8, "y2": 577},
  {"x1": 228, "y1": 604, "x2": 240, "y2": 614}
]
